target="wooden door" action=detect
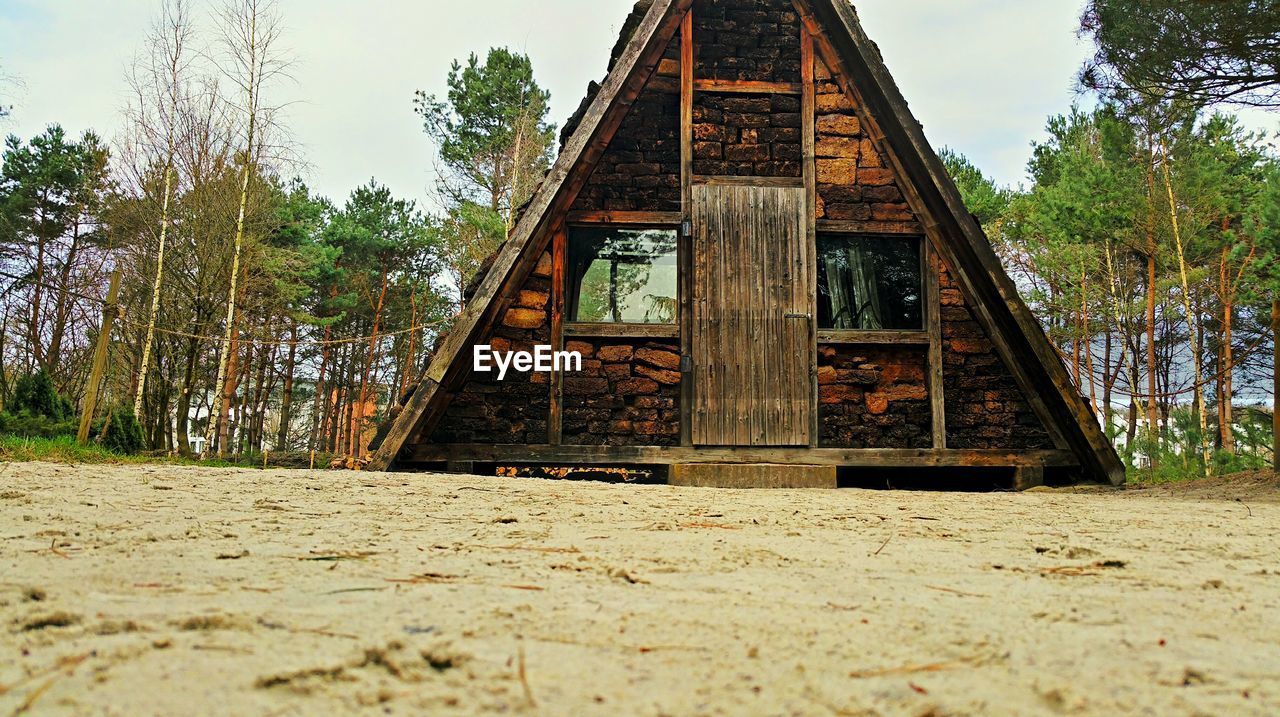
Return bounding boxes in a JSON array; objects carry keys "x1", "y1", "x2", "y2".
[{"x1": 692, "y1": 183, "x2": 813, "y2": 446}]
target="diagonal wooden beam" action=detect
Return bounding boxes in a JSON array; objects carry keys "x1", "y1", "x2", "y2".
[
  {"x1": 794, "y1": 0, "x2": 1124, "y2": 485},
  {"x1": 366, "y1": 0, "x2": 693, "y2": 472}
]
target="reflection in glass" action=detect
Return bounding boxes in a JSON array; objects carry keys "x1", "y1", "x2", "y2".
[
  {"x1": 817, "y1": 235, "x2": 922, "y2": 330},
  {"x1": 568, "y1": 228, "x2": 678, "y2": 324}
]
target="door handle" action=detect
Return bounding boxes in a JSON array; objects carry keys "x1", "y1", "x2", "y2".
[{"x1": 784, "y1": 312, "x2": 812, "y2": 320}]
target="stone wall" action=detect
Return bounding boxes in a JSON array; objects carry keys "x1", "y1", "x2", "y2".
[
  {"x1": 939, "y1": 266, "x2": 1054, "y2": 450},
  {"x1": 818, "y1": 345, "x2": 932, "y2": 448},
  {"x1": 692, "y1": 93, "x2": 801, "y2": 177},
  {"x1": 428, "y1": 252, "x2": 554, "y2": 445},
  {"x1": 813, "y1": 58, "x2": 920, "y2": 229},
  {"x1": 693, "y1": 0, "x2": 802, "y2": 83},
  {"x1": 572, "y1": 42, "x2": 682, "y2": 213},
  {"x1": 562, "y1": 339, "x2": 682, "y2": 447}
]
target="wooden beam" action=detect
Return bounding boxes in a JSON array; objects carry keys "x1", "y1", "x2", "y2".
[
  {"x1": 408, "y1": 443, "x2": 1081, "y2": 469},
  {"x1": 550, "y1": 225, "x2": 566, "y2": 445},
  {"x1": 817, "y1": 219, "x2": 924, "y2": 235},
  {"x1": 566, "y1": 210, "x2": 683, "y2": 225},
  {"x1": 817, "y1": 330, "x2": 929, "y2": 345},
  {"x1": 78, "y1": 269, "x2": 121, "y2": 444},
  {"x1": 693, "y1": 79, "x2": 803, "y2": 94},
  {"x1": 801, "y1": 28, "x2": 819, "y2": 448},
  {"x1": 806, "y1": 0, "x2": 1125, "y2": 485},
  {"x1": 679, "y1": 8, "x2": 695, "y2": 448},
  {"x1": 693, "y1": 175, "x2": 805, "y2": 188},
  {"x1": 926, "y1": 242, "x2": 946, "y2": 448},
  {"x1": 563, "y1": 323, "x2": 681, "y2": 339},
  {"x1": 365, "y1": 0, "x2": 693, "y2": 472}
]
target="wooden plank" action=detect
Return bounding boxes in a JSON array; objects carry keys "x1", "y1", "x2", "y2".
[
  {"x1": 693, "y1": 175, "x2": 805, "y2": 188},
  {"x1": 692, "y1": 184, "x2": 811, "y2": 446},
  {"x1": 365, "y1": 0, "x2": 693, "y2": 472},
  {"x1": 563, "y1": 323, "x2": 680, "y2": 339},
  {"x1": 78, "y1": 269, "x2": 121, "y2": 444},
  {"x1": 409, "y1": 443, "x2": 1081, "y2": 469},
  {"x1": 796, "y1": 0, "x2": 1125, "y2": 485},
  {"x1": 925, "y1": 241, "x2": 946, "y2": 449},
  {"x1": 670, "y1": 463, "x2": 836, "y2": 489},
  {"x1": 566, "y1": 210, "x2": 683, "y2": 225},
  {"x1": 817, "y1": 330, "x2": 930, "y2": 345},
  {"x1": 679, "y1": 8, "x2": 694, "y2": 448},
  {"x1": 801, "y1": 27, "x2": 819, "y2": 447},
  {"x1": 817, "y1": 219, "x2": 924, "y2": 235},
  {"x1": 550, "y1": 226, "x2": 566, "y2": 445},
  {"x1": 693, "y1": 79, "x2": 804, "y2": 94}
]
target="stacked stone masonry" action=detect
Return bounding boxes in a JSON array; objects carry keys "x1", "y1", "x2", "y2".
[
  {"x1": 693, "y1": 92, "x2": 802, "y2": 177},
  {"x1": 693, "y1": 0, "x2": 802, "y2": 83},
  {"x1": 429, "y1": 252, "x2": 554, "y2": 445},
  {"x1": 818, "y1": 345, "x2": 932, "y2": 449},
  {"x1": 572, "y1": 38, "x2": 682, "y2": 213},
  {"x1": 813, "y1": 58, "x2": 920, "y2": 228},
  {"x1": 562, "y1": 339, "x2": 682, "y2": 447},
  {"x1": 939, "y1": 265, "x2": 1054, "y2": 449}
]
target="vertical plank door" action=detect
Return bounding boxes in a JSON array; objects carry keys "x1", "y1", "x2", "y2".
[{"x1": 692, "y1": 183, "x2": 813, "y2": 446}]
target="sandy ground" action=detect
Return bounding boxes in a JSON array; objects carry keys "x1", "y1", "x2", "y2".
[{"x1": 1, "y1": 463, "x2": 1278, "y2": 716}]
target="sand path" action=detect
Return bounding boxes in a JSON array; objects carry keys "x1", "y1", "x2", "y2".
[{"x1": 1, "y1": 462, "x2": 1278, "y2": 715}]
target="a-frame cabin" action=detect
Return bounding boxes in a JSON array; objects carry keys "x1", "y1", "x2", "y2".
[{"x1": 369, "y1": 0, "x2": 1126, "y2": 489}]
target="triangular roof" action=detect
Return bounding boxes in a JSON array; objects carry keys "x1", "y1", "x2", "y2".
[{"x1": 368, "y1": 0, "x2": 1126, "y2": 486}]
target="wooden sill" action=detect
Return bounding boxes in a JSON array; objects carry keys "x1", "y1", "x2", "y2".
[
  {"x1": 563, "y1": 323, "x2": 680, "y2": 339},
  {"x1": 818, "y1": 329, "x2": 930, "y2": 345}
]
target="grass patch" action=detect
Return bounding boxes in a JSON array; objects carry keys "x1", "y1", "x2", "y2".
[{"x1": 0, "y1": 435, "x2": 333, "y2": 470}]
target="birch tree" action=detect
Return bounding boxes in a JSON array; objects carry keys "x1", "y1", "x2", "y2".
[
  {"x1": 126, "y1": 0, "x2": 195, "y2": 419},
  {"x1": 206, "y1": 0, "x2": 289, "y2": 455}
]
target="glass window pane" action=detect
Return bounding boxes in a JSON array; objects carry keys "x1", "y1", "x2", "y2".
[
  {"x1": 567, "y1": 228, "x2": 678, "y2": 324},
  {"x1": 817, "y1": 235, "x2": 923, "y2": 330}
]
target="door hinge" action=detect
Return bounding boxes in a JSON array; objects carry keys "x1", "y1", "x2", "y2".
[
  {"x1": 680, "y1": 354, "x2": 693, "y2": 372},
  {"x1": 681, "y1": 219, "x2": 692, "y2": 238}
]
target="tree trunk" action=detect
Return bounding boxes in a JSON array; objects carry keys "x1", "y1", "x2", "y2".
[
  {"x1": 174, "y1": 335, "x2": 200, "y2": 456},
  {"x1": 1160, "y1": 140, "x2": 1210, "y2": 476},
  {"x1": 1273, "y1": 298, "x2": 1279, "y2": 472},
  {"x1": 1144, "y1": 139, "x2": 1160, "y2": 452},
  {"x1": 277, "y1": 323, "x2": 297, "y2": 450},
  {"x1": 207, "y1": 3, "x2": 261, "y2": 456},
  {"x1": 310, "y1": 322, "x2": 332, "y2": 452},
  {"x1": 1219, "y1": 248, "x2": 1236, "y2": 455},
  {"x1": 134, "y1": 160, "x2": 175, "y2": 417},
  {"x1": 353, "y1": 264, "x2": 391, "y2": 458}
]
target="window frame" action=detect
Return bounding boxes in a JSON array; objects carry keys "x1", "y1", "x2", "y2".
[
  {"x1": 814, "y1": 231, "x2": 928, "y2": 344},
  {"x1": 562, "y1": 221, "x2": 682, "y2": 338}
]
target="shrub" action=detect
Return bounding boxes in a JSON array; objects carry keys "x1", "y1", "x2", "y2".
[
  {"x1": 100, "y1": 407, "x2": 144, "y2": 455},
  {"x1": 8, "y1": 371, "x2": 72, "y2": 420},
  {"x1": 0, "y1": 412, "x2": 76, "y2": 439}
]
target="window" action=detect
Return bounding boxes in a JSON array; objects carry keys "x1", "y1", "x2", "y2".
[
  {"x1": 567, "y1": 227, "x2": 678, "y2": 324},
  {"x1": 817, "y1": 235, "x2": 923, "y2": 330}
]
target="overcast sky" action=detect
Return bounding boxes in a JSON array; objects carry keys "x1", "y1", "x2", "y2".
[{"x1": 2, "y1": 0, "x2": 1276, "y2": 208}]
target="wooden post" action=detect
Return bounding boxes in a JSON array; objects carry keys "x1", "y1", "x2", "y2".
[
  {"x1": 926, "y1": 244, "x2": 946, "y2": 448},
  {"x1": 78, "y1": 270, "x2": 122, "y2": 444},
  {"x1": 801, "y1": 28, "x2": 818, "y2": 446},
  {"x1": 678, "y1": 8, "x2": 694, "y2": 447},
  {"x1": 1013, "y1": 466, "x2": 1045, "y2": 492}
]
